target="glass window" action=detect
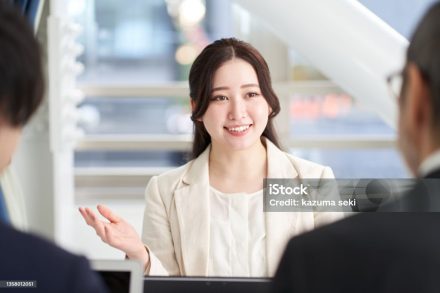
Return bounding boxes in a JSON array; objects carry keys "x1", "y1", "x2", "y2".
[
  {"x1": 358, "y1": 0, "x2": 438, "y2": 38},
  {"x1": 75, "y1": 150, "x2": 188, "y2": 168},
  {"x1": 70, "y1": 0, "x2": 411, "y2": 180},
  {"x1": 70, "y1": 0, "x2": 231, "y2": 84},
  {"x1": 291, "y1": 148, "x2": 409, "y2": 178},
  {"x1": 289, "y1": 94, "x2": 394, "y2": 137},
  {"x1": 78, "y1": 97, "x2": 191, "y2": 135}
]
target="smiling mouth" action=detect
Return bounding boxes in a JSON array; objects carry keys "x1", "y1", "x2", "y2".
[{"x1": 225, "y1": 124, "x2": 252, "y2": 133}]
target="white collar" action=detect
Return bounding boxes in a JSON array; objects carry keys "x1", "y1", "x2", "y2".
[{"x1": 418, "y1": 149, "x2": 440, "y2": 177}]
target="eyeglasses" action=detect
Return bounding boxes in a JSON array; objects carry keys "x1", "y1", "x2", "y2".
[{"x1": 386, "y1": 70, "x2": 403, "y2": 101}]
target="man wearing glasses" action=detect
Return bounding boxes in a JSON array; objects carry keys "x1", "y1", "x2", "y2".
[{"x1": 274, "y1": 2, "x2": 440, "y2": 292}]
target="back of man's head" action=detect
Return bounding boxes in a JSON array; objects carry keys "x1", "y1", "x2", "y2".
[
  {"x1": 0, "y1": 1, "x2": 44, "y2": 127},
  {"x1": 408, "y1": 1, "x2": 440, "y2": 130}
]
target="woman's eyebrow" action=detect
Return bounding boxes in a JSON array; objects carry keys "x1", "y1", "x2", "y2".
[
  {"x1": 211, "y1": 86, "x2": 229, "y2": 93},
  {"x1": 241, "y1": 83, "x2": 259, "y2": 88},
  {"x1": 211, "y1": 83, "x2": 259, "y2": 93}
]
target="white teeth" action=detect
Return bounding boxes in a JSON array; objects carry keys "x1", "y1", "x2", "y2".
[{"x1": 228, "y1": 125, "x2": 250, "y2": 132}]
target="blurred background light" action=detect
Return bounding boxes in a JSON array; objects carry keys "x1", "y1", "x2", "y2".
[
  {"x1": 178, "y1": 0, "x2": 206, "y2": 28},
  {"x1": 175, "y1": 43, "x2": 198, "y2": 65}
]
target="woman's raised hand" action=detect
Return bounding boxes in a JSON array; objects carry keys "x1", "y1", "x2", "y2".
[{"x1": 79, "y1": 205, "x2": 150, "y2": 269}]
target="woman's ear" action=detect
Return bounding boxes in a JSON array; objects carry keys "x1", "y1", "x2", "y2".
[
  {"x1": 190, "y1": 98, "x2": 203, "y2": 122},
  {"x1": 190, "y1": 98, "x2": 196, "y2": 112}
]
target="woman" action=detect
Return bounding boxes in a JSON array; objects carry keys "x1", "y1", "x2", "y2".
[{"x1": 80, "y1": 38, "x2": 342, "y2": 277}]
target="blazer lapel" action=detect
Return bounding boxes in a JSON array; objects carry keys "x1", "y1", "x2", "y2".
[
  {"x1": 264, "y1": 138, "x2": 300, "y2": 276},
  {"x1": 174, "y1": 146, "x2": 211, "y2": 276}
]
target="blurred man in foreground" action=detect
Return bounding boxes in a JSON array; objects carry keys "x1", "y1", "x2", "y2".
[
  {"x1": 0, "y1": 2, "x2": 106, "y2": 292},
  {"x1": 274, "y1": 2, "x2": 440, "y2": 292}
]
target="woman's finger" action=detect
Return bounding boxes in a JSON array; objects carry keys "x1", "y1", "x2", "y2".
[
  {"x1": 78, "y1": 207, "x2": 88, "y2": 222},
  {"x1": 79, "y1": 207, "x2": 95, "y2": 226},
  {"x1": 97, "y1": 204, "x2": 121, "y2": 223},
  {"x1": 85, "y1": 207, "x2": 106, "y2": 239}
]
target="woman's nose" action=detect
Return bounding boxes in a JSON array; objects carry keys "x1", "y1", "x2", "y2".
[{"x1": 228, "y1": 98, "x2": 247, "y2": 120}]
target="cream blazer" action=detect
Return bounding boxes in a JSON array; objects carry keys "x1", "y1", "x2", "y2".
[{"x1": 142, "y1": 138, "x2": 343, "y2": 276}]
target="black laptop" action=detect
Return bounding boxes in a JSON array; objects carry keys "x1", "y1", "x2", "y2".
[{"x1": 143, "y1": 276, "x2": 271, "y2": 293}]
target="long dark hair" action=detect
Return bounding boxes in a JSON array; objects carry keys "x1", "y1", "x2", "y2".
[{"x1": 189, "y1": 38, "x2": 281, "y2": 158}]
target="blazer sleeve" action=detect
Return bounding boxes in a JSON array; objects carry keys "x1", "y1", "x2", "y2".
[
  {"x1": 313, "y1": 166, "x2": 345, "y2": 227},
  {"x1": 141, "y1": 176, "x2": 179, "y2": 276}
]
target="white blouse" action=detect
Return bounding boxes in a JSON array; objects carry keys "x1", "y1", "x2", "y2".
[{"x1": 208, "y1": 186, "x2": 267, "y2": 277}]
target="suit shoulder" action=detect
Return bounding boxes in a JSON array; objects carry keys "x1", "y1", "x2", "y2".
[
  {"x1": 155, "y1": 161, "x2": 190, "y2": 184},
  {"x1": 145, "y1": 161, "x2": 193, "y2": 203},
  {"x1": 286, "y1": 213, "x2": 410, "y2": 250},
  {"x1": 0, "y1": 224, "x2": 106, "y2": 292},
  {"x1": 0, "y1": 223, "x2": 78, "y2": 261},
  {"x1": 284, "y1": 153, "x2": 332, "y2": 177}
]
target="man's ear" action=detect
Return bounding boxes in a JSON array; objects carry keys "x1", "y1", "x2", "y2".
[{"x1": 407, "y1": 63, "x2": 431, "y2": 130}]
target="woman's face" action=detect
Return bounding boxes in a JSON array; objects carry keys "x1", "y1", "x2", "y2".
[{"x1": 201, "y1": 58, "x2": 270, "y2": 152}]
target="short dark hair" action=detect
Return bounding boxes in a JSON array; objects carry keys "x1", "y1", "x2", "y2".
[
  {"x1": 0, "y1": 1, "x2": 44, "y2": 127},
  {"x1": 407, "y1": 1, "x2": 440, "y2": 129},
  {"x1": 189, "y1": 38, "x2": 281, "y2": 158}
]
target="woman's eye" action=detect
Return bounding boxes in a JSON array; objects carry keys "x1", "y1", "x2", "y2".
[
  {"x1": 211, "y1": 95, "x2": 228, "y2": 101},
  {"x1": 247, "y1": 92, "x2": 260, "y2": 98}
]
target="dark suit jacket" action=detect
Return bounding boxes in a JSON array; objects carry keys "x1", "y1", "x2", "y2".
[
  {"x1": 273, "y1": 169, "x2": 440, "y2": 293},
  {"x1": 0, "y1": 222, "x2": 107, "y2": 293}
]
